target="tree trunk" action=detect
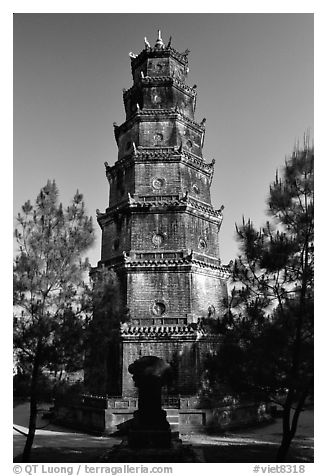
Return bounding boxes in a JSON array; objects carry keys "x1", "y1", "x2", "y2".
[
  {"x1": 276, "y1": 388, "x2": 293, "y2": 462},
  {"x1": 276, "y1": 380, "x2": 312, "y2": 462},
  {"x1": 276, "y1": 426, "x2": 293, "y2": 462},
  {"x1": 22, "y1": 344, "x2": 41, "y2": 462}
]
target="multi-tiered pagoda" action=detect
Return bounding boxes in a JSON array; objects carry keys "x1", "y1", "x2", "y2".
[{"x1": 86, "y1": 32, "x2": 231, "y2": 432}]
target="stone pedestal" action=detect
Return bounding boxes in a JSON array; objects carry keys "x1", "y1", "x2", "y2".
[
  {"x1": 128, "y1": 428, "x2": 172, "y2": 449},
  {"x1": 127, "y1": 356, "x2": 173, "y2": 448}
]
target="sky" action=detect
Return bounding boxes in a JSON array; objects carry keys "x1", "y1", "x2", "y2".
[{"x1": 13, "y1": 13, "x2": 313, "y2": 267}]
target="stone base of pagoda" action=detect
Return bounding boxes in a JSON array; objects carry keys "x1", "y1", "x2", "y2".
[{"x1": 54, "y1": 395, "x2": 273, "y2": 436}]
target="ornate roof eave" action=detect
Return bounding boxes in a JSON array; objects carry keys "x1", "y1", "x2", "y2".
[
  {"x1": 121, "y1": 332, "x2": 224, "y2": 342},
  {"x1": 142, "y1": 76, "x2": 196, "y2": 97},
  {"x1": 105, "y1": 146, "x2": 214, "y2": 178},
  {"x1": 121, "y1": 252, "x2": 231, "y2": 276},
  {"x1": 123, "y1": 77, "x2": 197, "y2": 101},
  {"x1": 180, "y1": 150, "x2": 214, "y2": 176},
  {"x1": 122, "y1": 261, "x2": 230, "y2": 277},
  {"x1": 130, "y1": 46, "x2": 189, "y2": 71},
  {"x1": 96, "y1": 193, "x2": 224, "y2": 227},
  {"x1": 116, "y1": 108, "x2": 205, "y2": 136},
  {"x1": 121, "y1": 324, "x2": 203, "y2": 339},
  {"x1": 95, "y1": 251, "x2": 232, "y2": 277}
]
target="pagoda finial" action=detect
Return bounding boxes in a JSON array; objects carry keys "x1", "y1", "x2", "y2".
[{"x1": 155, "y1": 29, "x2": 165, "y2": 49}]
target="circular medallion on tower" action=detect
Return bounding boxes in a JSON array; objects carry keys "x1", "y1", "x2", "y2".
[
  {"x1": 156, "y1": 63, "x2": 163, "y2": 71},
  {"x1": 152, "y1": 177, "x2": 165, "y2": 190},
  {"x1": 153, "y1": 94, "x2": 162, "y2": 104},
  {"x1": 154, "y1": 132, "x2": 163, "y2": 142},
  {"x1": 152, "y1": 233, "x2": 165, "y2": 247},
  {"x1": 192, "y1": 184, "x2": 200, "y2": 194},
  {"x1": 186, "y1": 139, "x2": 193, "y2": 149},
  {"x1": 198, "y1": 238, "x2": 207, "y2": 250},
  {"x1": 152, "y1": 301, "x2": 166, "y2": 316}
]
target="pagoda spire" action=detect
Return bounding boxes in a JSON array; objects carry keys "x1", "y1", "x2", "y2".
[{"x1": 154, "y1": 29, "x2": 165, "y2": 50}]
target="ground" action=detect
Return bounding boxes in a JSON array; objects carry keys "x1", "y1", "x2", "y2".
[{"x1": 13, "y1": 402, "x2": 313, "y2": 463}]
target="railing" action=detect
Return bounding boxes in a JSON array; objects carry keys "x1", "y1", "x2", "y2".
[
  {"x1": 138, "y1": 194, "x2": 180, "y2": 202},
  {"x1": 132, "y1": 250, "x2": 185, "y2": 261},
  {"x1": 161, "y1": 396, "x2": 181, "y2": 408}
]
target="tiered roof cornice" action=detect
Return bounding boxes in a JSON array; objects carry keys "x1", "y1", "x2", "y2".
[
  {"x1": 97, "y1": 192, "x2": 223, "y2": 224},
  {"x1": 123, "y1": 77, "x2": 197, "y2": 100},
  {"x1": 127, "y1": 194, "x2": 223, "y2": 221},
  {"x1": 130, "y1": 46, "x2": 189, "y2": 71},
  {"x1": 120, "y1": 323, "x2": 226, "y2": 341},
  {"x1": 122, "y1": 251, "x2": 230, "y2": 275},
  {"x1": 117, "y1": 108, "x2": 205, "y2": 135},
  {"x1": 121, "y1": 323, "x2": 197, "y2": 337},
  {"x1": 105, "y1": 147, "x2": 214, "y2": 177},
  {"x1": 142, "y1": 75, "x2": 196, "y2": 96},
  {"x1": 136, "y1": 107, "x2": 204, "y2": 131},
  {"x1": 181, "y1": 150, "x2": 214, "y2": 175},
  {"x1": 184, "y1": 195, "x2": 223, "y2": 219}
]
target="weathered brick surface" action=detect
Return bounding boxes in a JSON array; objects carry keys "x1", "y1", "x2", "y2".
[
  {"x1": 135, "y1": 162, "x2": 181, "y2": 196},
  {"x1": 110, "y1": 166, "x2": 134, "y2": 207},
  {"x1": 100, "y1": 207, "x2": 221, "y2": 263},
  {"x1": 116, "y1": 119, "x2": 202, "y2": 158},
  {"x1": 124, "y1": 267, "x2": 226, "y2": 323},
  {"x1": 121, "y1": 337, "x2": 223, "y2": 397},
  {"x1": 126, "y1": 269, "x2": 191, "y2": 321},
  {"x1": 130, "y1": 211, "x2": 219, "y2": 254},
  {"x1": 179, "y1": 162, "x2": 211, "y2": 204}
]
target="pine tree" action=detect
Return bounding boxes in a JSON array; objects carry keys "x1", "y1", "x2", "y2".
[
  {"x1": 13, "y1": 180, "x2": 95, "y2": 462},
  {"x1": 214, "y1": 141, "x2": 313, "y2": 461}
]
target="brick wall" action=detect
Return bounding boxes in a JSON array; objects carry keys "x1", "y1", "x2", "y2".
[
  {"x1": 101, "y1": 214, "x2": 132, "y2": 262},
  {"x1": 126, "y1": 269, "x2": 191, "y2": 321},
  {"x1": 108, "y1": 163, "x2": 135, "y2": 205},
  {"x1": 126, "y1": 265, "x2": 226, "y2": 322},
  {"x1": 129, "y1": 210, "x2": 220, "y2": 258},
  {"x1": 134, "y1": 161, "x2": 180, "y2": 196},
  {"x1": 190, "y1": 271, "x2": 228, "y2": 318},
  {"x1": 179, "y1": 162, "x2": 211, "y2": 204},
  {"x1": 121, "y1": 337, "x2": 223, "y2": 397}
]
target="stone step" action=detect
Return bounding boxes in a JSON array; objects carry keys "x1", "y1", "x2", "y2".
[
  {"x1": 164, "y1": 408, "x2": 180, "y2": 415},
  {"x1": 164, "y1": 408, "x2": 180, "y2": 431}
]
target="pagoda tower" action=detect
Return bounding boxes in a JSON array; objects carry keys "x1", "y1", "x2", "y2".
[{"x1": 89, "y1": 32, "x2": 230, "y2": 401}]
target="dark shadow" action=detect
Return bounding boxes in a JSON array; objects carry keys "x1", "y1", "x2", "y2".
[{"x1": 13, "y1": 438, "x2": 313, "y2": 463}]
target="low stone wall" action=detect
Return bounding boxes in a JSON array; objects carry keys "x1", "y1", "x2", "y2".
[{"x1": 54, "y1": 398, "x2": 272, "y2": 435}]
